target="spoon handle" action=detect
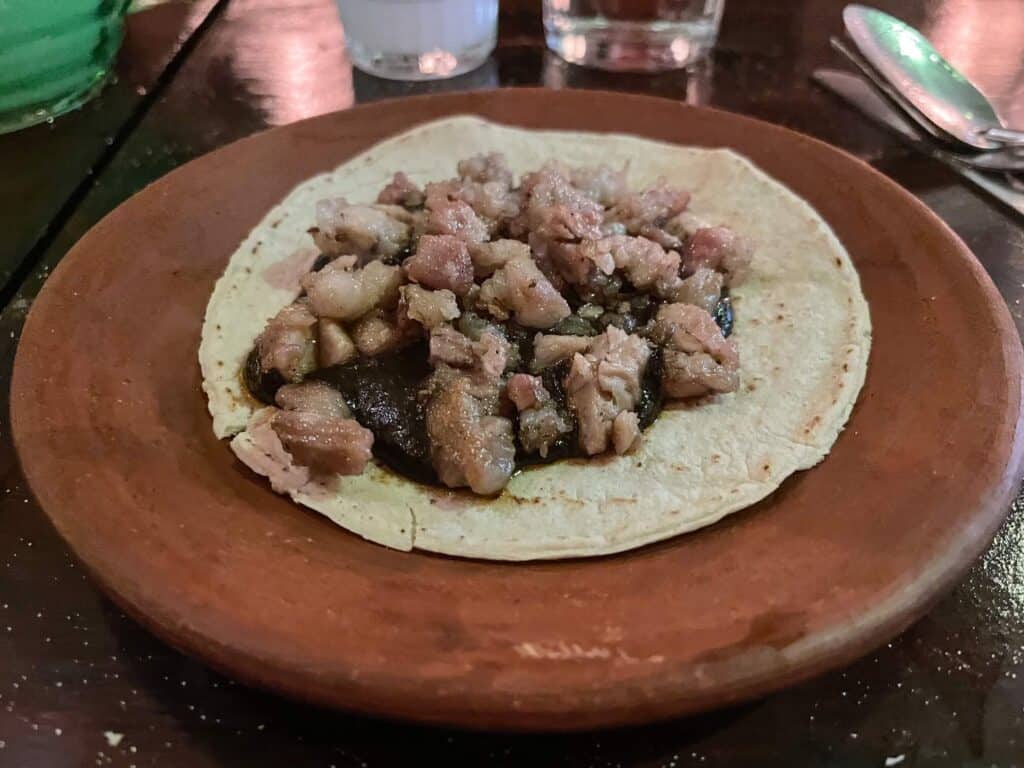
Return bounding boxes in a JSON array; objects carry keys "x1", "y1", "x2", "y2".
[
  {"x1": 981, "y1": 127, "x2": 1024, "y2": 147},
  {"x1": 829, "y1": 37, "x2": 954, "y2": 147}
]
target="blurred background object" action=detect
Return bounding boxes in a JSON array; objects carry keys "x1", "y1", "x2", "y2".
[
  {"x1": 542, "y1": 52, "x2": 714, "y2": 104},
  {"x1": 0, "y1": 0, "x2": 132, "y2": 134},
  {"x1": 543, "y1": 0, "x2": 724, "y2": 71},
  {"x1": 336, "y1": 0, "x2": 498, "y2": 80}
]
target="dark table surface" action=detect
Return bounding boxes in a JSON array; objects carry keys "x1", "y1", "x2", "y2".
[{"x1": 2, "y1": 0, "x2": 1024, "y2": 765}]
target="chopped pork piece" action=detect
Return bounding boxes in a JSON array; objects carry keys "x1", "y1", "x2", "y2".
[
  {"x1": 312, "y1": 200, "x2": 411, "y2": 259},
  {"x1": 517, "y1": 162, "x2": 604, "y2": 242},
  {"x1": 565, "y1": 327, "x2": 650, "y2": 455},
  {"x1": 350, "y1": 310, "x2": 412, "y2": 357},
  {"x1": 565, "y1": 354, "x2": 615, "y2": 456},
  {"x1": 649, "y1": 303, "x2": 739, "y2": 397},
  {"x1": 468, "y1": 239, "x2": 531, "y2": 278},
  {"x1": 506, "y1": 373, "x2": 572, "y2": 458},
  {"x1": 425, "y1": 178, "x2": 520, "y2": 230},
  {"x1": 524, "y1": 233, "x2": 569, "y2": 292},
  {"x1": 455, "y1": 307, "x2": 525, "y2": 370},
  {"x1": 451, "y1": 153, "x2": 519, "y2": 226},
  {"x1": 376, "y1": 172, "x2": 425, "y2": 208},
  {"x1": 255, "y1": 301, "x2": 317, "y2": 382},
  {"x1": 302, "y1": 259, "x2": 402, "y2": 321},
  {"x1": 474, "y1": 331, "x2": 510, "y2": 380},
  {"x1": 271, "y1": 409, "x2": 374, "y2": 475},
  {"x1": 650, "y1": 302, "x2": 738, "y2": 364},
  {"x1": 531, "y1": 334, "x2": 593, "y2": 371},
  {"x1": 612, "y1": 410, "x2": 641, "y2": 455},
  {"x1": 425, "y1": 366, "x2": 516, "y2": 494},
  {"x1": 571, "y1": 164, "x2": 628, "y2": 206},
  {"x1": 266, "y1": 382, "x2": 372, "y2": 476},
  {"x1": 528, "y1": 195, "x2": 604, "y2": 243},
  {"x1": 663, "y1": 267, "x2": 724, "y2": 313},
  {"x1": 457, "y1": 152, "x2": 514, "y2": 187},
  {"x1": 551, "y1": 236, "x2": 688, "y2": 301},
  {"x1": 429, "y1": 324, "x2": 476, "y2": 369},
  {"x1": 317, "y1": 318, "x2": 357, "y2": 367},
  {"x1": 275, "y1": 381, "x2": 350, "y2": 419},
  {"x1": 600, "y1": 235, "x2": 682, "y2": 297},
  {"x1": 477, "y1": 255, "x2": 571, "y2": 329},
  {"x1": 233, "y1": 408, "x2": 311, "y2": 493},
  {"x1": 662, "y1": 352, "x2": 739, "y2": 398},
  {"x1": 637, "y1": 223, "x2": 682, "y2": 250},
  {"x1": 506, "y1": 373, "x2": 547, "y2": 411},
  {"x1": 589, "y1": 325, "x2": 651, "y2": 409},
  {"x1": 548, "y1": 239, "x2": 615, "y2": 285},
  {"x1": 607, "y1": 181, "x2": 690, "y2": 234},
  {"x1": 424, "y1": 197, "x2": 490, "y2": 243},
  {"x1": 469, "y1": 181, "x2": 522, "y2": 224},
  {"x1": 400, "y1": 284, "x2": 460, "y2": 330},
  {"x1": 683, "y1": 226, "x2": 754, "y2": 286},
  {"x1": 403, "y1": 234, "x2": 474, "y2": 295},
  {"x1": 429, "y1": 326, "x2": 509, "y2": 380}
]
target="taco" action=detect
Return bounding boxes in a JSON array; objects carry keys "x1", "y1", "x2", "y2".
[{"x1": 199, "y1": 116, "x2": 870, "y2": 560}]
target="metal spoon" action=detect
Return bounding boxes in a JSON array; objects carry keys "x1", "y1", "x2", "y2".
[
  {"x1": 812, "y1": 69, "x2": 1024, "y2": 216},
  {"x1": 842, "y1": 5, "x2": 1024, "y2": 150},
  {"x1": 829, "y1": 36, "x2": 951, "y2": 146},
  {"x1": 829, "y1": 36, "x2": 1024, "y2": 170},
  {"x1": 813, "y1": 69, "x2": 1024, "y2": 173}
]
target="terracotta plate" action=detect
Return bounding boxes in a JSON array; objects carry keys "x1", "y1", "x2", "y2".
[{"x1": 11, "y1": 90, "x2": 1024, "y2": 731}]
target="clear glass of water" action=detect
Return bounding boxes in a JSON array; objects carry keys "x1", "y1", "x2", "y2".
[
  {"x1": 336, "y1": 0, "x2": 498, "y2": 81},
  {"x1": 543, "y1": 0, "x2": 725, "y2": 72}
]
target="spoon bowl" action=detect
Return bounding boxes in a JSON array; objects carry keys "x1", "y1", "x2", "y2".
[{"x1": 843, "y1": 5, "x2": 1009, "y2": 151}]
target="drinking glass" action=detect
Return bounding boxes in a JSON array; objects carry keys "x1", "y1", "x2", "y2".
[
  {"x1": 0, "y1": 0, "x2": 131, "y2": 135},
  {"x1": 336, "y1": 0, "x2": 498, "y2": 81},
  {"x1": 543, "y1": 0, "x2": 725, "y2": 72}
]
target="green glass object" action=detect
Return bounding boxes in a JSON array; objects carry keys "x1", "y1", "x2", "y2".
[{"x1": 0, "y1": 0, "x2": 131, "y2": 135}]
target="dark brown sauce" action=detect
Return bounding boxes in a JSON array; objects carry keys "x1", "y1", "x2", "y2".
[
  {"x1": 244, "y1": 347, "x2": 286, "y2": 405},
  {"x1": 245, "y1": 288, "x2": 732, "y2": 488},
  {"x1": 309, "y1": 342, "x2": 437, "y2": 484}
]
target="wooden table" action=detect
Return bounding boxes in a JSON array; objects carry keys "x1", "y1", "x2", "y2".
[{"x1": 1, "y1": 0, "x2": 1022, "y2": 764}]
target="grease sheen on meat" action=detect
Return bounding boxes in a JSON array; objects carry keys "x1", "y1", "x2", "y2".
[
  {"x1": 302, "y1": 258, "x2": 402, "y2": 321},
  {"x1": 255, "y1": 301, "x2": 317, "y2": 382},
  {"x1": 566, "y1": 327, "x2": 651, "y2": 456},
  {"x1": 312, "y1": 200, "x2": 412, "y2": 260},
  {"x1": 425, "y1": 365, "x2": 516, "y2": 494},
  {"x1": 477, "y1": 255, "x2": 571, "y2": 329},
  {"x1": 404, "y1": 234, "x2": 475, "y2": 295},
  {"x1": 650, "y1": 303, "x2": 740, "y2": 397},
  {"x1": 269, "y1": 381, "x2": 374, "y2": 475}
]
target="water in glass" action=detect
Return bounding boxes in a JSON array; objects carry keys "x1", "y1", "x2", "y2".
[
  {"x1": 337, "y1": 0, "x2": 498, "y2": 81},
  {"x1": 543, "y1": 0, "x2": 724, "y2": 71}
]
